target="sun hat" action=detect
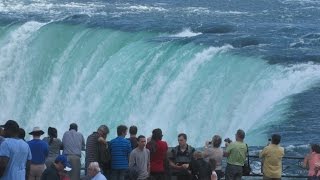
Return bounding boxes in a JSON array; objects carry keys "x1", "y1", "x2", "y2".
[
  {"x1": 29, "y1": 127, "x2": 45, "y2": 135},
  {"x1": 0, "y1": 120, "x2": 19, "y2": 131}
]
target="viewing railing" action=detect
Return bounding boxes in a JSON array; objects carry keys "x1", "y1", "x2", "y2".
[
  {"x1": 246, "y1": 155, "x2": 307, "y2": 178},
  {"x1": 79, "y1": 150, "x2": 309, "y2": 179}
]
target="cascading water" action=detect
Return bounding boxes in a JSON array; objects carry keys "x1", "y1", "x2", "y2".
[{"x1": 1, "y1": 20, "x2": 320, "y2": 147}]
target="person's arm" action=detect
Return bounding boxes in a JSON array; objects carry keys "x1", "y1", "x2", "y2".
[
  {"x1": 168, "y1": 149, "x2": 183, "y2": 170},
  {"x1": 259, "y1": 147, "x2": 266, "y2": 159},
  {"x1": 26, "y1": 160, "x2": 31, "y2": 178},
  {"x1": 127, "y1": 141, "x2": 132, "y2": 160},
  {"x1": 0, "y1": 156, "x2": 9, "y2": 177},
  {"x1": 168, "y1": 149, "x2": 176, "y2": 168},
  {"x1": 303, "y1": 154, "x2": 310, "y2": 169},
  {"x1": 0, "y1": 141, "x2": 10, "y2": 177},
  {"x1": 98, "y1": 137, "x2": 106, "y2": 144},
  {"x1": 128, "y1": 151, "x2": 135, "y2": 168},
  {"x1": 211, "y1": 171, "x2": 218, "y2": 180},
  {"x1": 44, "y1": 142, "x2": 49, "y2": 157}
]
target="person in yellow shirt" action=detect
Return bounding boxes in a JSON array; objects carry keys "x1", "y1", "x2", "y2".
[{"x1": 259, "y1": 134, "x2": 284, "y2": 180}]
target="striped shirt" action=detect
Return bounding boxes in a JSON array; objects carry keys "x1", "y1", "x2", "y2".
[
  {"x1": 85, "y1": 132, "x2": 100, "y2": 167},
  {"x1": 62, "y1": 129, "x2": 85, "y2": 156},
  {"x1": 110, "y1": 136, "x2": 132, "y2": 169}
]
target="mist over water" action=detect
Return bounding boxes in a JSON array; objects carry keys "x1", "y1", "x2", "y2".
[{"x1": 0, "y1": 0, "x2": 320, "y2": 147}]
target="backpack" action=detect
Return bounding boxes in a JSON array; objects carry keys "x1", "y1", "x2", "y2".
[{"x1": 97, "y1": 141, "x2": 111, "y2": 168}]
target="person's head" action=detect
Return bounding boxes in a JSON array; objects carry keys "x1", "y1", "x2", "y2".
[
  {"x1": 152, "y1": 128, "x2": 163, "y2": 141},
  {"x1": 117, "y1": 125, "x2": 128, "y2": 137},
  {"x1": 97, "y1": 125, "x2": 109, "y2": 139},
  {"x1": 311, "y1": 144, "x2": 320, "y2": 154},
  {"x1": 271, "y1": 134, "x2": 281, "y2": 145},
  {"x1": 18, "y1": 128, "x2": 26, "y2": 141},
  {"x1": 48, "y1": 127, "x2": 58, "y2": 138},
  {"x1": 212, "y1": 135, "x2": 222, "y2": 148},
  {"x1": 129, "y1": 125, "x2": 138, "y2": 136},
  {"x1": 29, "y1": 127, "x2": 45, "y2": 138},
  {"x1": 236, "y1": 129, "x2": 245, "y2": 141},
  {"x1": 87, "y1": 162, "x2": 100, "y2": 177},
  {"x1": 55, "y1": 155, "x2": 71, "y2": 172},
  {"x1": 1, "y1": 120, "x2": 20, "y2": 138},
  {"x1": 178, "y1": 133, "x2": 187, "y2": 146},
  {"x1": 193, "y1": 151, "x2": 203, "y2": 160},
  {"x1": 137, "y1": 135, "x2": 146, "y2": 149},
  {"x1": 209, "y1": 158, "x2": 217, "y2": 171},
  {"x1": 69, "y1": 123, "x2": 78, "y2": 131}
]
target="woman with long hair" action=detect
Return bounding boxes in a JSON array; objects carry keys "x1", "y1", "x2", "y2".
[
  {"x1": 146, "y1": 128, "x2": 168, "y2": 180},
  {"x1": 43, "y1": 127, "x2": 63, "y2": 167}
]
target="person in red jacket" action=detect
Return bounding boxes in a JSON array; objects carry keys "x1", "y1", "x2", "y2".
[{"x1": 146, "y1": 128, "x2": 168, "y2": 180}]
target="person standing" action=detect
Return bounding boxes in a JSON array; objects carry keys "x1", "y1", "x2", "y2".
[
  {"x1": 0, "y1": 120, "x2": 32, "y2": 180},
  {"x1": 43, "y1": 127, "x2": 62, "y2": 167},
  {"x1": 146, "y1": 128, "x2": 168, "y2": 180},
  {"x1": 303, "y1": 144, "x2": 320, "y2": 179},
  {"x1": 168, "y1": 133, "x2": 195, "y2": 180},
  {"x1": 204, "y1": 135, "x2": 223, "y2": 180},
  {"x1": 62, "y1": 123, "x2": 85, "y2": 180},
  {"x1": 109, "y1": 125, "x2": 132, "y2": 180},
  {"x1": 127, "y1": 126, "x2": 138, "y2": 150},
  {"x1": 224, "y1": 129, "x2": 247, "y2": 180},
  {"x1": 129, "y1": 135, "x2": 150, "y2": 180},
  {"x1": 28, "y1": 127, "x2": 49, "y2": 180},
  {"x1": 85, "y1": 125, "x2": 110, "y2": 176},
  {"x1": 259, "y1": 134, "x2": 284, "y2": 180}
]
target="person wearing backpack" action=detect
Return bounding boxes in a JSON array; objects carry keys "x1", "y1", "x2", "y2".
[
  {"x1": 189, "y1": 151, "x2": 211, "y2": 180},
  {"x1": 85, "y1": 125, "x2": 110, "y2": 178},
  {"x1": 168, "y1": 133, "x2": 195, "y2": 180}
]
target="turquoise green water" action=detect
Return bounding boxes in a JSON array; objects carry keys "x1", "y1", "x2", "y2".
[{"x1": 1, "y1": 22, "x2": 320, "y2": 146}]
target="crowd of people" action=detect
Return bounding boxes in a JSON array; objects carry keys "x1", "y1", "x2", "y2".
[{"x1": 0, "y1": 119, "x2": 317, "y2": 180}]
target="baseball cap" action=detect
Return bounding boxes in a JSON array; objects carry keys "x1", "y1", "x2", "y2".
[
  {"x1": 0, "y1": 120, "x2": 19, "y2": 131},
  {"x1": 55, "y1": 155, "x2": 71, "y2": 169}
]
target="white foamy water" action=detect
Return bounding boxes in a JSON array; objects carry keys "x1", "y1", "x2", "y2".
[{"x1": 169, "y1": 28, "x2": 202, "y2": 38}]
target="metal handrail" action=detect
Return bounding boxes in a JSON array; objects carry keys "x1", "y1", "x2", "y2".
[{"x1": 246, "y1": 155, "x2": 308, "y2": 178}]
